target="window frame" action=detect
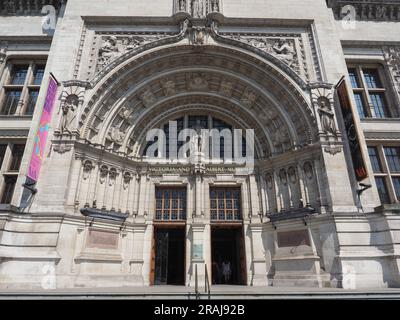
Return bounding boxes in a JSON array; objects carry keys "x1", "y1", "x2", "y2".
[
  {"x1": 347, "y1": 63, "x2": 396, "y2": 119},
  {"x1": 0, "y1": 59, "x2": 46, "y2": 117}
]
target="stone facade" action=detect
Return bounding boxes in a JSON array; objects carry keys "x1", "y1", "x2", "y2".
[{"x1": 0, "y1": 0, "x2": 400, "y2": 290}]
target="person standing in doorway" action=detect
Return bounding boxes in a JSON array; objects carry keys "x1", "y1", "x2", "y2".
[{"x1": 222, "y1": 260, "x2": 232, "y2": 284}]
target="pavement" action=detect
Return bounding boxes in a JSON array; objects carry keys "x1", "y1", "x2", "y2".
[{"x1": 1, "y1": 285, "x2": 400, "y2": 299}]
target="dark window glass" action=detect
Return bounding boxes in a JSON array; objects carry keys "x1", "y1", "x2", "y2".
[
  {"x1": 375, "y1": 177, "x2": 390, "y2": 204},
  {"x1": 384, "y1": 147, "x2": 400, "y2": 172},
  {"x1": 363, "y1": 69, "x2": 382, "y2": 88},
  {"x1": 348, "y1": 68, "x2": 359, "y2": 88},
  {"x1": 33, "y1": 66, "x2": 45, "y2": 85},
  {"x1": 1, "y1": 175, "x2": 17, "y2": 204},
  {"x1": 0, "y1": 145, "x2": 6, "y2": 169},
  {"x1": 9, "y1": 144, "x2": 25, "y2": 171},
  {"x1": 188, "y1": 115, "x2": 208, "y2": 129},
  {"x1": 25, "y1": 90, "x2": 39, "y2": 115},
  {"x1": 368, "y1": 147, "x2": 382, "y2": 173},
  {"x1": 354, "y1": 92, "x2": 367, "y2": 119},
  {"x1": 154, "y1": 188, "x2": 186, "y2": 221},
  {"x1": 210, "y1": 187, "x2": 241, "y2": 221},
  {"x1": 10, "y1": 65, "x2": 29, "y2": 85},
  {"x1": 370, "y1": 93, "x2": 388, "y2": 118},
  {"x1": 392, "y1": 177, "x2": 400, "y2": 201},
  {"x1": 2, "y1": 90, "x2": 21, "y2": 115}
]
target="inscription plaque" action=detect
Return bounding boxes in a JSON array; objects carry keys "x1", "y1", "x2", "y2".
[
  {"x1": 86, "y1": 229, "x2": 119, "y2": 250},
  {"x1": 277, "y1": 230, "x2": 310, "y2": 248}
]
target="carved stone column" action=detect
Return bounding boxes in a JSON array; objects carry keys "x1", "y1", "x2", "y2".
[{"x1": 249, "y1": 224, "x2": 268, "y2": 286}]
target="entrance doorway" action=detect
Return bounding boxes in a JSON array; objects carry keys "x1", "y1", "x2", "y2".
[
  {"x1": 152, "y1": 226, "x2": 185, "y2": 285},
  {"x1": 211, "y1": 225, "x2": 246, "y2": 285}
]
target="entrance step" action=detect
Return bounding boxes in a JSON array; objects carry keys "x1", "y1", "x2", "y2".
[{"x1": 1, "y1": 285, "x2": 400, "y2": 299}]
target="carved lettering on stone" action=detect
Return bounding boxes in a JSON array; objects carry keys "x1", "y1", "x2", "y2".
[{"x1": 86, "y1": 229, "x2": 119, "y2": 250}]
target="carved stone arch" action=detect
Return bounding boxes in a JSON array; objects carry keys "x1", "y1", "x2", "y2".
[
  {"x1": 81, "y1": 44, "x2": 317, "y2": 161},
  {"x1": 91, "y1": 68, "x2": 302, "y2": 156}
]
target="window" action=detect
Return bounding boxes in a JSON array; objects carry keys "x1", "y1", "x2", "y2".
[
  {"x1": 155, "y1": 187, "x2": 187, "y2": 221},
  {"x1": 347, "y1": 65, "x2": 393, "y2": 119},
  {"x1": 210, "y1": 187, "x2": 241, "y2": 221},
  {"x1": 9, "y1": 144, "x2": 25, "y2": 171},
  {"x1": 375, "y1": 177, "x2": 390, "y2": 204},
  {"x1": 0, "y1": 60, "x2": 47, "y2": 116},
  {"x1": 1, "y1": 175, "x2": 17, "y2": 204},
  {"x1": 10, "y1": 65, "x2": 29, "y2": 85},
  {"x1": 368, "y1": 147, "x2": 382, "y2": 173},
  {"x1": 2, "y1": 90, "x2": 21, "y2": 115},
  {"x1": 368, "y1": 144, "x2": 400, "y2": 204},
  {"x1": 143, "y1": 115, "x2": 249, "y2": 160},
  {"x1": 0, "y1": 142, "x2": 26, "y2": 204}
]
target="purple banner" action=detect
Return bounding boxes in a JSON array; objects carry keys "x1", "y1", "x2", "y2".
[{"x1": 27, "y1": 75, "x2": 58, "y2": 182}]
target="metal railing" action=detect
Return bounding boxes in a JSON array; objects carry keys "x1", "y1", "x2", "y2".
[{"x1": 194, "y1": 264, "x2": 211, "y2": 300}]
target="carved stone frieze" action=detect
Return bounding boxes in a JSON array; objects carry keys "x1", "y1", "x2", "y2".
[
  {"x1": 384, "y1": 46, "x2": 400, "y2": 98},
  {"x1": 225, "y1": 35, "x2": 300, "y2": 74}
]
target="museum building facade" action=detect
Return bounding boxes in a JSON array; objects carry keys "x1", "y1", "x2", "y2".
[{"x1": 1, "y1": 0, "x2": 400, "y2": 289}]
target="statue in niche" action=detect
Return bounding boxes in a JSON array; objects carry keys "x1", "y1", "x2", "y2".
[
  {"x1": 99, "y1": 36, "x2": 119, "y2": 67},
  {"x1": 210, "y1": 0, "x2": 219, "y2": 12},
  {"x1": 191, "y1": 119, "x2": 204, "y2": 154},
  {"x1": 178, "y1": 0, "x2": 186, "y2": 11},
  {"x1": 272, "y1": 39, "x2": 296, "y2": 67},
  {"x1": 60, "y1": 94, "x2": 79, "y2": 133},
  {"x1": 191, "y1": 0, "x2": 205, "y2": 18},
  {"x1": 318, "y1": 98, "x2": 337, "y2": 136}
]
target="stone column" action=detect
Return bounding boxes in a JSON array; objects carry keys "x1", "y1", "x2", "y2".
[
  {"x1": 189, "y1": 223, "x2": 207, "y2": 287},
  {"x1": 137, "y1": 173, "x2": 149, "y2": 217},
  {"x1": 129, "y1": 225, "x2": 147, "y2": 285},
  {"x1": 249, "y1": 224, "x2": 267, "y2": 286},
  {"x1": 248, "y1": 175, "x2": 261, "y2": 218}
]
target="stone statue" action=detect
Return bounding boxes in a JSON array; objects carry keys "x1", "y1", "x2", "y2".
[
  {"x1": 219, "y1": 80, "x2": 234, "y2": 97},
  {"x1": 211, "y1": 0, "x2": 219, "y2": 12},
  {"x1": 318, "y1": 99, "x2": 337, "y2": 135},
  {"x1": 188, "y1": 73, "x2": 208, "y2": 90},
  {"x1": 191, "y1": 0, "x2": 205, "y2": 18},
  {"x1": 178, "y1": 0, "x2": 186, "y2": 11},
  {"x1": 141, "y1": 89, "x2": 156, "y2": 107},
  {"x1": 60, "y1": 94, "x2": 79, "y2": 133}
]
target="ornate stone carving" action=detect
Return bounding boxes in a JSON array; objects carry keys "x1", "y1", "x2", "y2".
[
  {"x1": 82, "y1": 160, "x2": 94, "y2": 180},
  {"x1": 241, "y1": 88, "x2": 257, "y2": 108},
  {"x1": 60, "y1": 94, "x2": 79, "y2": 133},
  {"x1": 161, "y1": 79, "x2": 176, "y2": 96},
  {"x1": 108, "y1": 126, "x2": 125, "y2": 145},
  {"x1": 0, "y1": 42, "x2": 7, "y2": 65},
  {"x1": 173, "y1": 0, "x2": 221, "y2": 17},
  {"x1": 190, "y1": 26, "x2": 208, "y2": 45},
  {"x1": 318, "y1": 97, "x2": 337, "y2": 136},
  {"x1": 191, "y1": 0, "x2": 206, "y2": 18},
  {"x1": 118, "y1": 107, "x2": 135, "y2": 125},
  {"x1": 96, "y1": 34, "x2": 170, "y2": 72},
  {"x1": 140, "y1": 89, "x2": 157, "y2": 108},
  {"x1": 0, "y1": 0, "x2": 64, "y2": 16},
  {"x1": 303, "y1": 161, "x2": 314, "y2": 180},
  {"x1": 188, "y1": 73, "x2": 209, "y2": 90},
  {"x1": 219, "y1": 80, "x2": 234, "y2": 97},
  {"x1": 59, "y1": 80, "x2": 90, "y2": 135},
  {"x1": 328, "y1": 0, "x2": 400, "y2": 22},
  {"x1": 384, "y1": 46, "x2": 400, "y2": 96},
  {"x1": 227, "y1": 35, "x2": 299, "y2": 71},
  {"x1": 99, "y1": 165, "x2": 109, "y2": 184},
  {"x1": 123, "y1": 171, "x2": 132, "y2": 190}
]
